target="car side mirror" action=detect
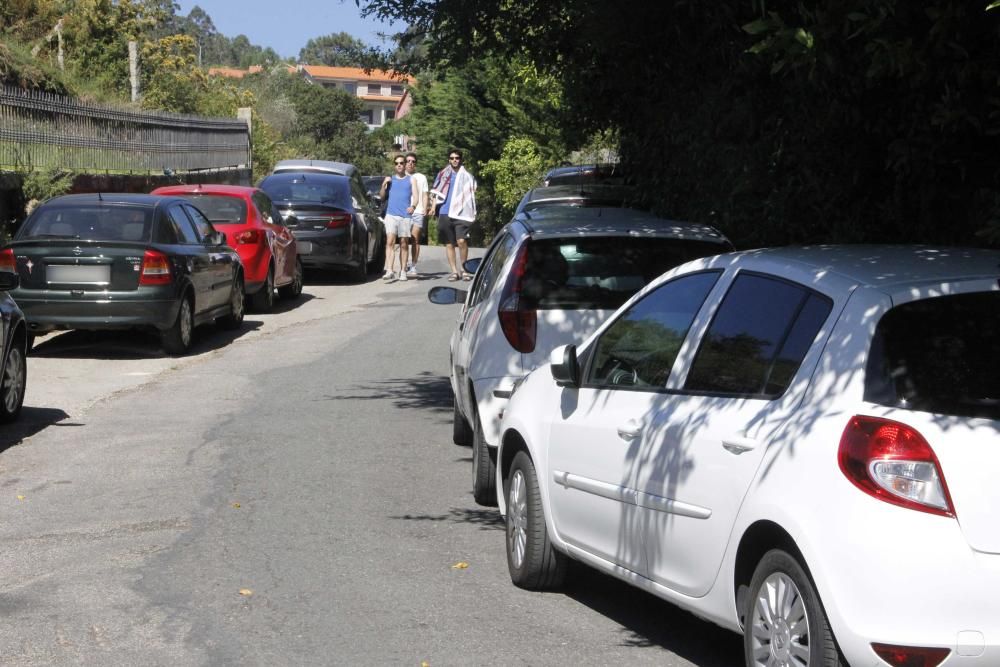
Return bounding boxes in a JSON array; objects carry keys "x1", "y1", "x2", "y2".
[
  {"x1": 550, "y1": 344, "x2": 580, "y2": 388},
  {"x1": 427, "y1": 286, "x2": 467, "y2": 305},
  {"x1": 210, "y1": 231, "x2": 227, "y2": 246},
  {"x1": 462, "y1": 257, "x2": 482, "y2": 275},
  {"x1": 0, "y1": 271, "x2": 19, "y2": 291}
]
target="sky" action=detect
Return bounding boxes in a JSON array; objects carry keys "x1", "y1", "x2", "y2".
[{"x1": 174, "y1": 0, "x2": 407, "y2": 60}]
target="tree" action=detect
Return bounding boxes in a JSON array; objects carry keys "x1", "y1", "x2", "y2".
[
  {"x1": 298, "y1": 32, "x2": 366, "y2": 66},
  {"x1": 140, "y1": 33, "x2": 206, "y2": 113},
  {"x1": 480, "y1": 137, "x2": 544, "y2": 222}
]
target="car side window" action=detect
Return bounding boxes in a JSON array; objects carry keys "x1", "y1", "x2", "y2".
[
  {"x1": 252, "y1": 192, "x2": 276, "y2": 224},
  {"x1": 683, "y1": 273, "x2": 833, "y2": 397},
  {"x1": 184, "y1": 205, "x2": 216, "y2": 243},
  {"x1": 165, "y1": 205, "x2": 201, "y2": 244},
  {"x1": 468, "y1": 232, "x2": 516, "y2": 309},
  {"x1": 588, "y1": 271, "x2": 721, "y2": 389}
]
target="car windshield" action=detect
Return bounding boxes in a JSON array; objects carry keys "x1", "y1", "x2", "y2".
[
  {"x1": 259, "y1": 174, "x2": 353, "y2": 209},
  {"x1": 20, "y1": 205, "x2": 153, "y2": 242},
  {"x1": 865, "y1": 291, "x2": 1000, "y2": 420},
  {"x1": 520, "y1": 237, "x2": 725, "y2": 310},
  {"x1": 174, "y1": 195, "x2": 247, "y2": 225}
]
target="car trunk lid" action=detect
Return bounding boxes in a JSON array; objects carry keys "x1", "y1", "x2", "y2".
[{"x1": 8, "y1": 240, "x2": 146, "y2": 292}]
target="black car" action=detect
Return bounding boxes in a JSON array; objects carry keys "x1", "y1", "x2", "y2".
[
  {"x1": 3, "y1": 193, "x2": 245, "y2": 355},
  {"x1": 0, "y1": 268, "x2": 27, "y2": 422},
  {"x1": 258, "y1": 169, "x2": 386, "y2": 281}
]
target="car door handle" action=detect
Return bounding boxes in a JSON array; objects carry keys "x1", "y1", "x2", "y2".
[
  {"x1": 722, "y1": 436, "x2": 759, "y2": 454},
  {"x1": 617, "y1": 419, "x2": 644, "y2": 441}
]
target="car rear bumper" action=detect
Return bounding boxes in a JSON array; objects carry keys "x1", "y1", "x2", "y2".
[
  {"x1": 292, "y1": 229, "x2": 355, "y2": 269},
  {"x1": 16, "y1": 293, "x2": 180, "y2": 332}
]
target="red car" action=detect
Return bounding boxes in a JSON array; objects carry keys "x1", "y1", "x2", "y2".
[{"x1": 152, "y1": 184, "x2": 303, "y2": 310}]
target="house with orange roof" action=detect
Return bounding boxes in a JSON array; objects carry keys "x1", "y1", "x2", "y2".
[{"x1": 297, "y1": 65, "x2": 410, "y2": 131}]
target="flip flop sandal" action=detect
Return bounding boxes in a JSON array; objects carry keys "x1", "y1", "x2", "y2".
[
  {"x1": 461, "y1": 272, "x2": 474, "y2": 281},
  {"x1": 447, "y1": 273, "x2": 460, "y2": 281}
]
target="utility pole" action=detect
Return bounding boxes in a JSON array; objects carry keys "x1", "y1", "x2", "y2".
[{"x1": 129, "y1": 41, "x2": 140, "y2": 102}]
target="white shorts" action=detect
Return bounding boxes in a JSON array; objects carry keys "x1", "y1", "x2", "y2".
[
  {"x1": 410, "y1": 214, "x2": 425, "y2": 230},
  {"x1": 384, "y1": 214, "x2": 412, "y2": 238}
]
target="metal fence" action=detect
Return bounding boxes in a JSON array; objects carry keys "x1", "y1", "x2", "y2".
[{"x1": 0, "y1": 86, "x2": 250, "y2": 174}]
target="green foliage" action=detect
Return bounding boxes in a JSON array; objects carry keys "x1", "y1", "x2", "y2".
[
  {"x1": 299, "y1": 32, "x2": 366, "y2": 66},
  {"x1": 480, "y1": 137, "x2": 545, "y2": 222},
  {"x1": 140, "y1": 34, "x2": 207, "y2": 113}
]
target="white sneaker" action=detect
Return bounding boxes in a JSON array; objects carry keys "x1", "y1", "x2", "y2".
[
  {"x1": 383, "y1": 270, "x2": 395, "y2": 282},
  {"x1": 406, "y1": 264, "x2": 418, "y2": 277},
  {"x1": 398, "y1": 271, "x2": 408, "y2": 281}
]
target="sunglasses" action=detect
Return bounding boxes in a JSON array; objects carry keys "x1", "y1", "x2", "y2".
[
  {"x1": 449, "y1": 156, "x2": 461, "y2": 160},
  {"x1": 405, "y1": 159, "x2": 416, "y2": 163},
  {"x1": 394, "y1": 161, "x2": 405, "y2": 165}
]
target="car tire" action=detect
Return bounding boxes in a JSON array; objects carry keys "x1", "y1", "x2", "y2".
[
  {"x1": 369, "y1": 233, "x2": 386, "y2": 274},
  {"x1": 352, "y1": 234, "x2": 369, "y2": 282},
  {"x1": 278, "y1": 258, "x2": 304, "y2": 299},
  {"x1": 161, "y1": 295, "x2": 194, "y2": 355},
  {"x1": 744, "y1": 549, "x2": 844, "y2": 667},
  {"x1": 25, "y1": 333, "x2": 34, "y2": 355},
  {"x1": 251, "y1": 265, "x2": 275, "y2": 311},
  {"x1": 472, "y1": 412, "x2": 498, "y2": 506},
  {"x1": 0, "y1": 335, "x2": 27, "y2": 423},
  {"x1": 219, "y1": 275, "x2": 245, "y2": 330},
  {"x1": 505, "y1": 451, "x2": 566, "y2": 590},
  {"x1": 452, "y1": 399, "x2": 474, "y2": 446}
]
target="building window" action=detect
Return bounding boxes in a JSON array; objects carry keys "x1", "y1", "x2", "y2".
[
  {"x1": 367, "y1": 84, "x2": 381, "y2": 95},
  {"x1": 344, "y1": 83, "x2": 357, "y2": 94},
  {"x1": 390, "y1": 85, "x2": 404, "y2": 96},
  {"x1": 360, "y1": 110, "x2": 374, "y2": 125},
  {"x1": 385, "y1": 109, "x2": 395, "y2": 121}
]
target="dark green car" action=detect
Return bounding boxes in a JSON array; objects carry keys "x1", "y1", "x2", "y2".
[{"x1": 1, "y1": 193, "x2": 245, "y2": 355}]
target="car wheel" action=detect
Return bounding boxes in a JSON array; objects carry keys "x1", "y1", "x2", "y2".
[
  {"x1": 352, "y1": 234, "x2": 369, "y2": 282},
  {"x1": 472, "y1": 412, "x2": 498, "y2": 506},
  {"x1": 744, "y1": 549, "x2": 844, "y2": 667},
  {"x1": 25, "y1": 333, "x2": 34, "y2": 355},
  {"x1": 278, "y1": 257, "x2": 304, "y2": 299},
  {"x1": 219, "y1": 275, "x2": 245, "y2": 330},
  {"x1": 0, "y1": 336, "x2": 27, "y2": 423},
  {"x1": 452, "y1": 399, "x2": 473, "y2": 446},
  {"x1": 369, "y1": 233, "x2": 386, "y2": 274},
  {"x1": 506, "y1": 451, "x2": 566, "y2": 590},
  {"x1": 251, "y1": 265, "x2": 275, "y2": 311},
  {"x1": 161, "y1": 295, "x2": 194, "y2": 355}
]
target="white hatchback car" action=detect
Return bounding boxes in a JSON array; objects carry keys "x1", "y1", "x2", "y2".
[
  {"x1": 497, "y1": 246, "x2": 1000, "y2": 667},
  {"x1": 429, "y1": 206, "x2": 732, "y2": 505}
]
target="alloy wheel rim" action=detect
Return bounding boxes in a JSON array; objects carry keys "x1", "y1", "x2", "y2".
[
  {"x1": 232, "y1": 283, "x2": 244, "y2": 319},
  {"x1": 180, "y1": 300, "x2": 192, "y2": 345},
  {"x1": 294, "y1": 261, "x2": 303, "y2": 293},
  {"x1": 750, "y1": 572, "x2": 811, "y2": 667},
  {"x1": 3, "y1": 347, "x2": 23, "y2": 412},
  {"x1": 507, "y1": 470, "x2": 527, "y2": 568}
]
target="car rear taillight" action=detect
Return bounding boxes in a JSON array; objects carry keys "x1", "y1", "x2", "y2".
[
  {"x1": 139, "y1": 250, "x2": 172, "y2": 285},
  {"x1": 0, "y1": 248, "x2": 15, "y2": 273},
  {"x1": 838, "y1": 416, "x2": 954, "y2": 517},
  {"x1": 235, "y1": 229, "x2": 262, "y2": 244},
  {"x1": 872, "y1": 643, "x2": 950, "y2": 667},
  {"x1": 326, "y1": 212, "x2": 353, "y2": 229},
  {"x1": 497, "y1": 242, "x2": 536, "y2": 353}
]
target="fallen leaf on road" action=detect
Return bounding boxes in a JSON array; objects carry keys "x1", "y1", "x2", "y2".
[
  {"x1": 232, "y1": 503, "x2": 241, "y2": 509},
  {"x1": 239, "y1": 589, "x2": 253, "y2": 596},
  {"x1": 421, "y1": 662, "x2": 430, "y2": 667},
  {"x1": 16, "y1": 495, "x2": 24, "y2": 501},
  {"x1": 451, "y1": 562, "x2": 469, "y2": 570}
]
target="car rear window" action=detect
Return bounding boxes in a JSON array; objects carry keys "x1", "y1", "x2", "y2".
[
  {"x1": 865, "y1": 292, "x2": 1000, "y2": 420},
  {"x1": 259, "y1": 173, "x2": 353, "y2": 210},
  {"x1": 20, "y1": 205, "x2": 153, "y2": 242},
  {"x1": 174, "y1": 195, "x2": 247, "y2": 224},
  {"x1": 519, "y1": 237, "x2": 725, "y2": 310}
]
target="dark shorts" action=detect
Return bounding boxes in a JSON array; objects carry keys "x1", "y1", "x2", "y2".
[{"x1": 437, "y1": 214, "x2": 471, "y2": 245}]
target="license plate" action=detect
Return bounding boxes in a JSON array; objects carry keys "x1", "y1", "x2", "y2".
[
  {"x1": 47, "y1": 264, "x2": 111, "y2": 284},
  {"x1": 297, "y1": 241, "x2": 313, "y2": 255}
]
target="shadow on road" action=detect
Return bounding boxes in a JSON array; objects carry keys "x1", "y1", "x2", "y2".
[
  {"x1": 390, "y1": 507, "x2": 504, "y2": 530},
  {"x1": 327, "y1": 371, "x2": 452, "y2": 415},
  {"x1": 0, "y1": 406, "x2": 74, "y2": 453},
  {"x1": 564, "y1": 566, "x2": 743, "y2": 664}
]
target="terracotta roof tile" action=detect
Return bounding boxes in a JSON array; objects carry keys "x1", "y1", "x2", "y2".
[{"x1": 300, "y1": 65, "x2": 410, "y2": 84}]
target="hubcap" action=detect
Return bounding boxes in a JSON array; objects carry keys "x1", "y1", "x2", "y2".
[
  {"x1": 507, "y1": 469, "x2": 527, "y2": 569},
  {"x1": 232, "y1": 283, "x2": 244, "y2": 317},
  {"x1": 750, "y1": 572, "x2": 810, "y2": 666},
  {"x1": 3, "y1": 347, "x2": 24, "y2": 412}
]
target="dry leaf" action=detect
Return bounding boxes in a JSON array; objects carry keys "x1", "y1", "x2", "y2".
[
  {"x1": 239, "y1": 588, "x2": 253, "y2": 596},
  {"x1": 451, "y1": 561, "x2": 469, "y2": 570},
  {"x1": 232, "y1": 503, "x2": 241, "y2": 509},
  {"x1": 16, "y1": 495, "x2": 24, "y2": 501},
  {"x1": 421, "y1": 662, "x2": 430, "y2": 667}
]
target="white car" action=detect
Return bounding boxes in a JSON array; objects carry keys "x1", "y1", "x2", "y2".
[
  {"x1": 497, "y1": 245, "x2": 1000, "y2": 667},
  {"x1": 429, "y1": 206, "x2": 732, "y2": 505}
]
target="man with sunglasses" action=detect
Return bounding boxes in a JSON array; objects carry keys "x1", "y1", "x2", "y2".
[
  {"x1": 404, "y1": 153, "x2": 428, "y2": 277},
  {"x1": 380, "y1": 155, "x2": 417, "y2": 282},
  {"x1": 431, "y1": 149, "x2": 477, "y2": 281}
]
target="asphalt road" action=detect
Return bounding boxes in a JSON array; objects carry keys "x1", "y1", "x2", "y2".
[{"x1": 0, "y1": 245, "x2": 742, "y2": 666}]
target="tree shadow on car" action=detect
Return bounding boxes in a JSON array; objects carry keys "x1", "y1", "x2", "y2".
[
  {"x1": 562, "y1": 566, "x2": 742, "y2": 663},
  {"x1": 326, "y1": 372, "x2": 452, "y2": 414},
  {"x1": 30, "y1": 321, "x2": 262, "y2": 360},
  {"x1": 0, "y1": 406, "x2": 74, "y2": 453}
]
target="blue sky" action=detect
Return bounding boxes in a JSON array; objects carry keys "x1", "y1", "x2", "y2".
[{"x1": 174, "y1": 1, "x2": 407, "y2": 59}]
